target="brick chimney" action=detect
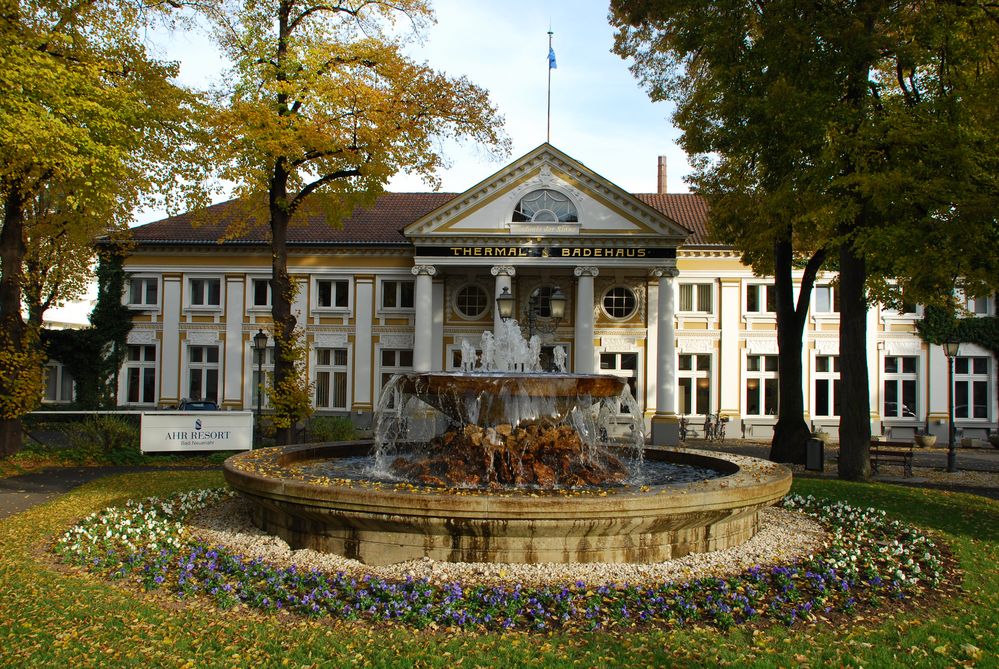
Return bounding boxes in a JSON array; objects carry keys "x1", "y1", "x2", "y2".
[{"x1": 657, "y1": 155, "x2": 668, "y2": 194}]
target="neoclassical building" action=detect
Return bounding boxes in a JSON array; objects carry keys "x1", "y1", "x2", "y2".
[{"x1": 111, "y1": 144, "x2": 995, "y2": 444}]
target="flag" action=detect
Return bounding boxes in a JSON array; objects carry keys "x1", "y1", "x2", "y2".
[{"x1": 548, "y1": 46, "x2": 557, "y2": 69}]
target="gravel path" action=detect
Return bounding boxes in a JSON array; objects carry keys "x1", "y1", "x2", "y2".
[{"x1": 188, "y1": 496, "x2": 827, "y2": 588}]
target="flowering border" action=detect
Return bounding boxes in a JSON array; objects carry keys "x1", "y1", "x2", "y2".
[{"x1": 54, "y1": 491, "x2": 947, "y2": 632}]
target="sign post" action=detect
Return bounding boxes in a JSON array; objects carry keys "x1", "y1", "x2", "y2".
[{"x1": 141, "y1": 411, "x2": 254, "y2": 453}]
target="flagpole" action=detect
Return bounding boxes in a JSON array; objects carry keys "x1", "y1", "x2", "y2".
[{"x1": 547, "y1": 29, "x2": 553, "y2": 143}]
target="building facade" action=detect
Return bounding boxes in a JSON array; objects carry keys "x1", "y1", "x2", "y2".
[{"x1": 115, "y1": 144, "x2": 996, "y2": 444}]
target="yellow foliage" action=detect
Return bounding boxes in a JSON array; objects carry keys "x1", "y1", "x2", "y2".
[{"x1": 0, "y1": 328, "x2": 45, "y2": 420}]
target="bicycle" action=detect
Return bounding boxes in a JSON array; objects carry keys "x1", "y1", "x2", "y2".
[{"x1": 679, "y1": 414, "x2": 688, "y2": 442}]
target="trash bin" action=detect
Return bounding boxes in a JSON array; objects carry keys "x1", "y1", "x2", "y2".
[{"x1": 805, "y1": 437, "x2": 825, "y2": 471}]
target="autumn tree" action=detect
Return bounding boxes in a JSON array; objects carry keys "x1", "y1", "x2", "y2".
[
  {"x1": 612, "y1": 1, "x2": 999, "y2": 479},
  {"x1": 199, "y1": 0, "x2": 508, "y2": 443},
  {"x1": 0, "y1": 0, "x2": 204, "y2": 456}
]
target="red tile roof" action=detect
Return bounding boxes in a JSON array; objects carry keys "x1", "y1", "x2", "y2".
[{"x1": 128, "y1": 192, "x2": 713, "y2": 247}]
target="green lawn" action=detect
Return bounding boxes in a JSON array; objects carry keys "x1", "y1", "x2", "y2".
[{"x1": 0, "y1": 471, "x2": 995, "y2": 668}]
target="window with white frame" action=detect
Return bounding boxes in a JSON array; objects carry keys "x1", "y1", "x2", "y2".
[
  {"x1": 315, "y1": 348, "x2": 349, "y2": 409},
  {"x1": 954, "y1": 356, "x2": 990, "y2": 419},
  {"x1": 43, "y1": 361, "x2": 74, "y2": 403},
  {"x1": 813, "y1": 285, "x2": 839, "y2": 314},
  {"x1": 745, "y1": 354, "x2": 778, "y2": 416},
  {"x1": 679, "y1": 284, "x2": 713, "y2": 314},
  {"x1": 814, "y1": 355, "x2": 841, "y2": 416},
  {"x1": 382, "y1": 280, "x2": 414, "y2": 309},
  {"x1": 316, "y1": 278, "x2": 349, "y2": 309},
  {"x1": 961, "y1": 291, "x2": 990, "y2": 316},
  {"x1": 124, "y1": 345, "x2": 157, "y2": 404},
  {"x1": 453, "y1": 284, "x2": 490, "y2": 320},
  {"x1": 187, "y1": 345, "x2": 219, "y2": 403},
  {"x1": 127, "y1": 277, "x2": 158, "y2": 308},
  {"x1": 188, "y1": 277, "x2": 221, "y2": 308},
  {"x1": 251, "y1": 278, "x2": 271, "y2": 308},
  {"x1": 600, "y1": 352, "x2": 639, "y2": 413},
  {"x1": 883, "y1": 356, "x2": 918, "y2": 419},
  {"x1": 250, "y1": 347, "x2": 274, "y2": 409},
  {"x1": 678, "y1": 353, "x2": 712, "y2": 415},
  {"x1": 380, "y1": 349, "x2": 413, "y2": 408},
  {"x1": 602, "y1": 286, "x2": 638, "y2": 320},
  {"x1": 746, "y1": 284, "x2": 776, "y2": 314}
]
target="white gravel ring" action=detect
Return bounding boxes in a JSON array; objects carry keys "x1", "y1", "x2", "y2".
[{"x1": 187, "y1": 497, "x2": 827, "y2": 588}]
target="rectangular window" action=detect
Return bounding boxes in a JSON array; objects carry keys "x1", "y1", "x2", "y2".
[
  {"x1": 315, "y1": 348, "x2": 349, "y2": 409},
  {"x1": 679, "y1": 283, "x2": 713, "y2": 313},
  {"x1": 251, "y1": 278, "x2": 271, "y2": 307},
  {"x1": 317, "y1": 279, "x2": 350, "y2": 309},
  {"x1": 883, "y1": 355, "x2": 918, "y2": 419},
  {"x1": 382, "y1": 280, "x2": 415, "y2": 309},
  {"x1": 954, "y1": 356, "x2": 989, "y2": 419},
  {"x1": 250, "y1": 347, "x2": 274, "y2": 409},
  {"x1": 746, "y1": 284, "x2": 776, "y2": 314},
  {"x1": 599, "y1": 352, "x2": 640, "y2": 414},
  {"x1": 967, "y1": 295, "x2": 989, "y2": 315},
  {"x1": 745, "y1": 354, "x2": 779, "y2": 416},
  {"x1": 187, "y1": 345, "x2": 220, "y2": 403},
  {"x1": 127, "y1": 277, "x2": 158, "y2": 307},
  {"x1": 380, "y1": 349, "x2": 413, "y2": 408},
  {"x1": 43, "y1": 362, "x2": 74, "y2": 403},
  {"x1": 678, "y1": 353, "x2": 711, "y2": 415},
  {"x1": 814, "y1": 285, "x2": 839, "y2": 314},
  {"x1": 189, "y1": 278, "x2": 221, "y2": 307},
  {"x1": 814, "y1": 355, "x2": 841, "y2": 416},
  {"x1": 125, "y1": 345, "x2": 157, "y2": 404}
]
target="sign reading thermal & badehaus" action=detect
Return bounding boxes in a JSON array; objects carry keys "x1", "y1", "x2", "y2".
[{"x1": 141, "y1": 412, "x2": 253, "y2": 453}]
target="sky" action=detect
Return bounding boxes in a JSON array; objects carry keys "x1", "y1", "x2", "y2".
[{"x1": 136, "y1": 0, "x2": 691, "y2": 223}]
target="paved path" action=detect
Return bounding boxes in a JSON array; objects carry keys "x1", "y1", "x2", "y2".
[{"x1": 0, "y1": 465, "x2": 219, "y2": 520}]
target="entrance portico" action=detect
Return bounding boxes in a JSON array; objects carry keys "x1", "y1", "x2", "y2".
[{"x1": 404, "y1": 144, "x2": 689, "y2": 443}]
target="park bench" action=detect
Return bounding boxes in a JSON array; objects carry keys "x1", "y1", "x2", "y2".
[{"x1": 869, "y1": 440, "x2": 914, "y2": 478}]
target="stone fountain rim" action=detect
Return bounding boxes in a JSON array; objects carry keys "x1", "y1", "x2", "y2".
[{"x1": 223, "y1": 441, "x2": 792, "y2": 519}]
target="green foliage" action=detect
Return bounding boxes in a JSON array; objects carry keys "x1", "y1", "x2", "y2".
[
  {"x1": 917, "y1": 305, "x2": 999, "y2": 354},
  {"x1": 305, "y1": 416, "x2": 357, "y2": 443},
  {"x1": 67, "y1": 415, "x2": 143, "y2": 466},
  {"x1": 43, "y1": 251, "x2": 133, "y2": 408}
]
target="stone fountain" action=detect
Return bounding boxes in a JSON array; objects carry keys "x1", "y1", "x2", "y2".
[{"x1": 224, "y1": 320, "x2": 791, "y2": 566}]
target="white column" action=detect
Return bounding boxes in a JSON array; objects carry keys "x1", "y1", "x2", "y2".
[
  {"x1": 867, "y1": 305, "x2": 881, "y2": 434},
  {"x1": 574, "y1": 266, "x2": 599, "y2": 374},
  {"x1": 719, "y1": 278, "x2": 740, "y2": 418},
  {"x1": 927, "y1": 343, "x2": 948, "y2": 439},
  {"x1": 490, "y1": 265, "x2": 516, "y2": 333},
  {"x1": 160, "y1": 275, "x2": 182, "y2": 405},
  {"x1": 352, "y1": 276, "x2": 374, "y2": 413},
  {"x1": 431, "y1": 280, "x2": 444, "y2": 371},
  {"x1": 411, "y1": 265, "x2": 437, "y2": 372},
  {"x1": 650, "y1": 266, "x2": 678, "y2": 445},
  {"x1": 223, "y1": 275, "x2": 245, "y2": 407}
]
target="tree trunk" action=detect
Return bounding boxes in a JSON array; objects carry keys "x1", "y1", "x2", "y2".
[
  {"x1": 837, "y1": 240, "x2": 871, "y2": 480},
  {"x1": 770, "y1": 237, "x2": 809, "y2": 463},
  {"x1": 0, "y1": 184, "x2": 27, "y2": 457},
  {"x1": 770, "y1": 236, "x2": 826, "y2": 464},
  {"x1": 269, "y1": 170, "x2": 297, "y2": 446}
]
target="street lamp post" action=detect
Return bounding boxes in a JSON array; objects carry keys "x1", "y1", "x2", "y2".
[
  {"x1": 253, "y1": 329, "x2": 268, "y2": 447},
  {"x1": 495, "y1": 286, "x2": 566, "y2": 339},
  {"x1": 943, "y1": 338, "x2": 961, "y2": 473}
]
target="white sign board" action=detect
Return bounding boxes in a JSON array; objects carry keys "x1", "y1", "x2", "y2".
[{"x1": 141, "y1": 411, "x2": 254, "y2": 453}]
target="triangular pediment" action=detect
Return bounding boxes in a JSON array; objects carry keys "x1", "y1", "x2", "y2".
[{"x1": 404, "y1": 144, "x2": 690, "y2": 243}]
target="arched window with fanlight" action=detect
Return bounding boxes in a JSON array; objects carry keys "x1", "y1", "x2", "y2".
[{"x1": 512, "y1": 189, "x2": 578, "y2": 223}]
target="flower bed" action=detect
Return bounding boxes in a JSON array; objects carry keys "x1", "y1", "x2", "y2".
[{"x1": 54, "y1": 491, "x2": 946, "y2": 632}]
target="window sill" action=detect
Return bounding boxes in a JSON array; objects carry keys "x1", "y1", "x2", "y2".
[
  {"x1": 126, "y1": 303, "x2": 160, "y2": 311},
  {"x1": 743, "y1": 313, "x2": 777, "y2": 323},
  {"x1": 185, "y1": 306, "x2": 223, "y2": 313}
]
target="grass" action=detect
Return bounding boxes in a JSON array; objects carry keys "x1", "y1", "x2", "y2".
[{"x1": 0, "y1": 472, "x2": 996, "y2": 668}]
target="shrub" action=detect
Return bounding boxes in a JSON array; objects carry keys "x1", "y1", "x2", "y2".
[
  {"x1": 305, "y1": 416, "x2": 356, "y2": 443},
  {"x1": 68, "y1": 415, "x2": 144, "y2": 465}
]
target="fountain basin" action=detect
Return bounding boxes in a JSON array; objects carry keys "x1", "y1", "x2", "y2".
[{"x1": 224, "y1": 443, "x2": 792, "y2": 566}]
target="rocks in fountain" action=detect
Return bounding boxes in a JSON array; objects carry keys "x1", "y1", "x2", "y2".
[{"x1": 391, "y1": 419, "x2": 628, "y2": 489}]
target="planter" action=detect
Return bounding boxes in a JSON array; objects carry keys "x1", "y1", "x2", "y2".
[{"x1": 914, "y1": 434, "x2": 937, "y2": 448}]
